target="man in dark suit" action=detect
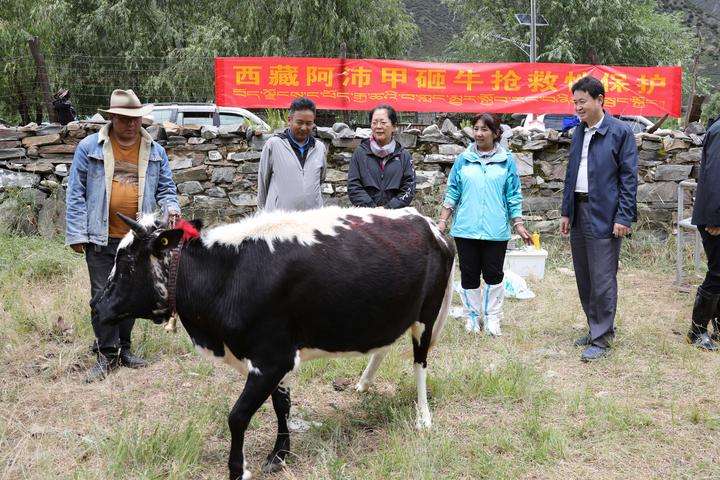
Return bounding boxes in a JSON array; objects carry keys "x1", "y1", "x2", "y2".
[
  {"x1": 687, "y1": 120, "x2": 720, "y2": 350},
  {"x1": 560, "y1": 76, "x2": 638, "y2": 362}
]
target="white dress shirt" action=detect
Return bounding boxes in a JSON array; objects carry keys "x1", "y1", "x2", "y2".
[{"x1": 575, "y1": 115, "x2": 604, "y2": 193}]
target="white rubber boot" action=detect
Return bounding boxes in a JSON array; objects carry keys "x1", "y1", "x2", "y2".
[
  {"x1": 460, "y1": 287, "x2": 483, "y2": 333},
  {"x1": 484, "y1": 283, "x2": 505, "y2": 336}
]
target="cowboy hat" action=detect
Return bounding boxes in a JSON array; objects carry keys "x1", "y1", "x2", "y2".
[{"x1": 98, "y1": 89, "x2": 153, "y2": 117}]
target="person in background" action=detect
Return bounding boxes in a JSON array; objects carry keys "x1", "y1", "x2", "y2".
[
  {"x1": 687, "y1": 117, "x2": 720, "y2": 350},
  {"x1": 52, "y1": 88, "x2": 77, "y2": 125},
  {"x1": 347, "y1": 104, "x2": 415, "y2": 208},
  {"x1": 438, "y1": 113, "x2": 532, "y2": 336},
  {"x1": 257, "y1": 97, "x2": 326, "y2": 211}
]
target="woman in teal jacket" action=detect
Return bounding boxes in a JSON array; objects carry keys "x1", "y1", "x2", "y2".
[{"x1": 438, "y1": 113, "x2": 532, "y2": 335}]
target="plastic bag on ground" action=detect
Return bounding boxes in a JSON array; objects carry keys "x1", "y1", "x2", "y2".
[{"x1": 503, "y1": 269, "x2": 535, "y2": 299}]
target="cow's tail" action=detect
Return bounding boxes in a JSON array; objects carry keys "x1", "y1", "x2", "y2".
[{"x1": 429, "y1": 256, "x2": 455, "y2": 351}]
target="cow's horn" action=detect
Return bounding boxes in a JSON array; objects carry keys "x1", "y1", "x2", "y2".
[{"x1": 117, "y1": 212, "x2": 146, "y2": 235}]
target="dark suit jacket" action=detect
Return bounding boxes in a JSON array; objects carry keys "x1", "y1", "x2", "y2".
[
  {"x1": 692, "y1": 120, "x2": 720, "y2": 227},
  {"x1": 561, "y1": 114, "x2": 638, "y2": 238}
]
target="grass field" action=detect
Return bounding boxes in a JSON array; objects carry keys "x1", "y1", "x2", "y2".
[{"x1": 1, "y1": 233, "x2": 719, "y2": 480}]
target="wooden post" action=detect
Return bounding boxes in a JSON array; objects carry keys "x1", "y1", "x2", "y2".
[
  {"x1": 684, "y1": 26, "x2": 702, "y2": 127},
  {"x1": 339, "y1": 41, "x2": 350, "y2": 125},
  {"x1": 684, "y1": 56, "x2": 700, "y2": 127},
  {"x1": 27, "y1": 35, "x2": 57, "y2": 123}
]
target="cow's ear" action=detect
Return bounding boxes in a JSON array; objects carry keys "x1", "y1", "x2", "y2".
[{"x1": 152, "y1": 229, "x2": 183, "y2": 254}]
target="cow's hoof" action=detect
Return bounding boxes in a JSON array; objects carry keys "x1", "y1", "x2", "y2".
[
  {"x1": 355, "y1": 381, "x2": 370, "y2": 393},
  {"x1": 261, "y1": 459, "x2": 285, "y2": 474},
  {"x1": 229, "y1": 470, "x2": 251, "y2": 480},
  {"x1": 415, "y1": 417, "x2": 432, "y2": 430}
]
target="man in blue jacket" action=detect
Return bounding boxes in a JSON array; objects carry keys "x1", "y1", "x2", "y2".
[
  {"x1": 560, "y1": 76, "x2": 638, "y2": 362},
  {"x1": 66, "y1": 89, "x2": 180, "y2": 382},
  {"x1": 687, "y1": 119, "x2": 720, "y2": 350}
]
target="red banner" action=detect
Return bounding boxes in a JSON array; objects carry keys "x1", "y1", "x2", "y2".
[{"x1": 215, "y1": 57, "x2": 682, "y2": 117}]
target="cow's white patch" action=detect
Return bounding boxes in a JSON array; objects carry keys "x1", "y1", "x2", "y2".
[
  {"x1": 430, "y1": 257, "x2": 455, "y2": 349},
  {"x1": 297, "y1": 345, "x2": 390, "y2": 362},
  {"x1": 118, "y1": 231, "x2": 135, "y2": 250},
  {"x1": 410, "y1": 321, "x2": 426, "y2": 343},
  {"x1": 150, "y1": 256, "x2": 163, "y2": 278},
  {"x1": 202, "y1": 206, "x2": 418, "y2": 252},
  {"x1": 138, "y1": 212, "x2": 158, "y2": 229},
  {"x1": 224, "y1": 345, "x2": 262, "y2": 375},
  {"x1": 117, "y1": 214, "x2": 158, "y2": 251},
  {"x1": 414, "y1": 363, "x2": 432, "y2": 429},
  {"x1": 195, "y1": 345, "x2": 217, "y2": 361},
  {"x1": 422, "y1": 216, "x2": 449, "y2": 248},
  {"x1": 194, "y1": 344, "x2": 260, "y2": 375},
  {"x1": 247, "y1": 360, "x2": 260, "y2": 375},
  {"x1": 356, "y1": 350, "x2": 389, "y2": 392},
  {"x1": 154, "y1": 285, "x2": 167, "y2": 299},
  {"x1": 278, "y1": 373, "x2": 291, "y2": 391}
]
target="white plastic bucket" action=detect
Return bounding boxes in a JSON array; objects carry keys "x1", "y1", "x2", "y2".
[{"x1": 503, "y1": 247, "x2": 548, "y2": 279}]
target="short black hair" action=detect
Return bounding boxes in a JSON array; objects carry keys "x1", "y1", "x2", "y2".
[
  {"x1": 369, "y1": 104, "x2": 398, "y2": 126},
  {"x1": 571, "y1": 76, "x2": 605, "y2": 100},
  {"x1": 472, "y1": 113, "x2": 501, "y2": 141},
  {"x1": 289, "y1": 97, "x2": 316, "y2": 115}
]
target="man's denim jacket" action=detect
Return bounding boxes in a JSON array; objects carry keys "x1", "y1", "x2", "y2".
[{"x1": 65, "y1": 123, "x2": 180, "y2": 246}]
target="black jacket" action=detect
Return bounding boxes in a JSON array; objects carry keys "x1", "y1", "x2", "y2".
[
  {"x1": 693, "y1": 120, "x2": 720, "y2": 227},
  {"x1": 347, "y1": 139, "x2": 415, "y2": 208}
]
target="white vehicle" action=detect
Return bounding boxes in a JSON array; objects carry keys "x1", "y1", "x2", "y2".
[
  {"x1": 616, "y1": 115, "x2": 655, "y2": 133},
  {"x1": 148, "y1": 103, "x2": 271, "y2": 131}
]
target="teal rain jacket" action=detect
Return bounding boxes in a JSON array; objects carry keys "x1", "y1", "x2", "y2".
[{"x1": 443, "y1": 144, "x2": 523, "y2": 241}]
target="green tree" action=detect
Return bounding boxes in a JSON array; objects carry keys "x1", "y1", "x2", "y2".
[
  {"x1": 444, "y1": 0, "x2": 694, "y2": 66},
  {"x1": 47, "y1": 0, "x2": 192, "y2": 113},
  {"x1": 0, "y1": 0, "x2": 418, "y2": 122},
  {"x1": 0, "y1": 0, "x2": 58, "y2": 123}
]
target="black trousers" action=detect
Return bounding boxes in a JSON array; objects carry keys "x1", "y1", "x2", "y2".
[
  {"x1": 454, "y1": 237, "x2": 508, "y2": 289},
  {"x1": 699, "y1": 227, "x2": 720, "y2": 294},
  {"x1": 85, "y1": 238, "x2": 135, "y2": 356}
]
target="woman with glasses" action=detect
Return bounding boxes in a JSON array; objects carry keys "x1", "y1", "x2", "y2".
[
  {"x1": 347, "y1": 104, "x2": 416, "y2": 209},
  {"x1": 438, "y1": 113, "x2": 532, "y2": 336}
]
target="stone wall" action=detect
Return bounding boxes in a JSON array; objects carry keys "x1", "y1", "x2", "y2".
[{"x1": 0, "y1": 119, "x2": 706, "y2": 237}]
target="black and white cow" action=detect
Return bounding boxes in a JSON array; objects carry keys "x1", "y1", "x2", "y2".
[{"x1": 92, "y1": 206, "x2": 455, "y2": 480}]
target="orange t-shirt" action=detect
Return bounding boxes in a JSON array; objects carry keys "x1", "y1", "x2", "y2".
[{"x1": 107, "y1": 134, "x2": 141, "y2": 238}]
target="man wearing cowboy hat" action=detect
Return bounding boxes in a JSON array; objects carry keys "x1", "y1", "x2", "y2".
[{"x1": 66, "y1": 89, "x2": 180, "y2": 382}]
